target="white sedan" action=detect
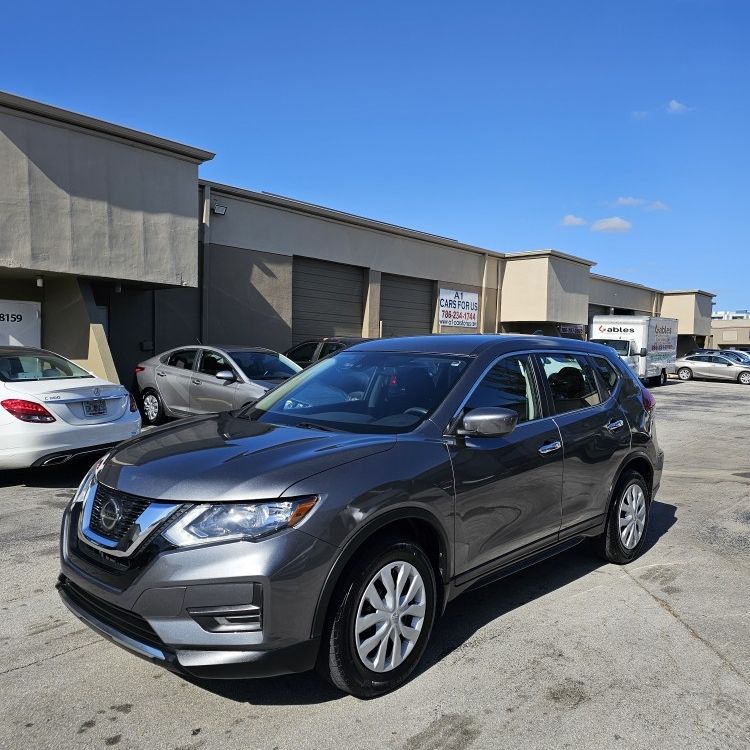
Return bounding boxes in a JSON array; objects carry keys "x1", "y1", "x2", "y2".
[{"x1": 0, "y1": 346, "x2": 141, "y2": 470}]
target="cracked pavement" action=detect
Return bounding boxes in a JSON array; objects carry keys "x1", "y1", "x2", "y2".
[{"x1": 0, "y1": 379, "x2": 748, "y2": 749}]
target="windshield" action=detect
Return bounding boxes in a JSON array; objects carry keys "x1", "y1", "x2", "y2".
[
  {"x1": 229, "y1": 351, "x2": 301, "y2": 381},
  {"x1": 0, "y1": 352, "x2": 92, "y2": 382},
  {"x1": 240, "y1": 351, "x2": 470, "y2": 434},
  {"x1": 595, "y1": 339, "x2": 631, "y2": 356}
]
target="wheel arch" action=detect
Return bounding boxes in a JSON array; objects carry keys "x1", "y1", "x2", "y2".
[
  {"x1": 310, "y1": 507, "x2": 451, "y2": 640},
  {"x1": 609, "y1": 452, "x2": 654, "y2": 503}
]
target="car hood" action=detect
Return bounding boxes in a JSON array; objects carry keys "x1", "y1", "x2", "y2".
[{"x1": 98, "y1": 413, "x2": 396, "y2": 502}]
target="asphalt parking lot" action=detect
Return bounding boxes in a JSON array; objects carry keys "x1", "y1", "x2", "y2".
[{"x1": 1, "y1": 379, "x2": 749, "y2": 750}]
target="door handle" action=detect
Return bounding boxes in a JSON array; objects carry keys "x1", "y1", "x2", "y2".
[
  {"x1": 191, "y1": 379, "x2": 201, "y2": 385},
  {"x1": 538, "y1": 440, "x2": 562, "y2": 456},
  {"x1": 156, "y1": 371, "x2": 166, "y2": 377},
  {"x1": 605, "y1": 419, "x2": 625, "y2": 432}
]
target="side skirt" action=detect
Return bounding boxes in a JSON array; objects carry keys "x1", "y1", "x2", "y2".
[{"x1": 447, "y1": 518, "x2": 605, "y2": 601}]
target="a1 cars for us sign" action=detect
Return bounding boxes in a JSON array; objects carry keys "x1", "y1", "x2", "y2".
[
  {"x1": 0, "y1": 300, "x2": 41, "y2": 347},
  {"x1": 439, "y1": 289, "x2": 479, "y2": 328}
]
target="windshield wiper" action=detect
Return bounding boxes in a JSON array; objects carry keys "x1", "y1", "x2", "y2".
[{"x1": 295, "y1": 421, "x2": 337, "y2": 432}]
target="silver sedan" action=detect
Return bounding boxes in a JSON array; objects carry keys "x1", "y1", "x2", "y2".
[
  {"x1": 675, "y1": 353, "x2": 750, "y2": 385},
  {"x1": 136, "y1": 345, "x2": 302, "y2": 424}
]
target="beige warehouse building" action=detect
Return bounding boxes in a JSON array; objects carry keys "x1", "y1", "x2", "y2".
[
  {"x1": 708, "y1": 320, "x2": 750, "y2": 351},
  {"x1": 0, "y1": 91, "x2": 714, "y2": 384}
]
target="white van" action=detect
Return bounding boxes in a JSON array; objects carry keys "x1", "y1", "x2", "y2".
[{"x1": 590, "y1": 316, "x2": 678, "y2": 386}]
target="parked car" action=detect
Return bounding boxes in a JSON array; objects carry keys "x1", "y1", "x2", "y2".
[
  {"x1": 689, "y1": 348, "x2": 750, "y2": 365},
  {"x1": 135, "y1": 345, "x2": 301, "y2": 425},
  {"x1": 675, "y1": 353, "x2": 750, "y2": 384},
  {"x1": 0, "y1": 346, "x2": 140, "y2": 469},
  {"x1": 58, "y1": 335, "x2": 662, "y2": 697},
  {"x1": 285, "y1": 336, "x2": 369, "y2": 368}
]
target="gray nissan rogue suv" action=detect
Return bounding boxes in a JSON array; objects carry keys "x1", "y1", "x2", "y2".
[{"x1": 58, "y1": 335, "x2": 663, "y2": 697}]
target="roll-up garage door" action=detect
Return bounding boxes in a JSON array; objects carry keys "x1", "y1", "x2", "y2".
[
  {"x1": 292, "y1": 257, "x2": 365, "y2": 343},
  {"x1": 380, "y1": 274, "x2": 435, "y2": 337}
]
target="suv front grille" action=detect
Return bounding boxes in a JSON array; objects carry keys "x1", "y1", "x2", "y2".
[
  {"x1": 89, "y1": 486, "x2": 151, "y2": 542},
  {"x1": 58, "y1": 576, "x2": 164, "y2": 650}
]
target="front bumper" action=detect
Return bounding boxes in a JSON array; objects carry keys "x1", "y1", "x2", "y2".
[
  {"x1": 57, "y1": 576, "x2": 320, "y2": 678},
  {"x1": 58, "y1": 501, "x2": 335, "y2": 679}
]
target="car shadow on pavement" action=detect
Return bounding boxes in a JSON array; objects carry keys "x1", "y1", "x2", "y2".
[
  {"x1": 187, "y1": 500, "x2": 677, "y2": 705},
  {"x1": 419, "y1": 500, "x2": 676, "y2": 677},
  {"x1": 0, "y1": 457, "x2": 96, "y2": 490}
]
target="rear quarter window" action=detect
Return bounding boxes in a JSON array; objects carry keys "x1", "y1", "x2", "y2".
[{"x1": 592, "y1": 356, "x2": 620, "y2": 399}]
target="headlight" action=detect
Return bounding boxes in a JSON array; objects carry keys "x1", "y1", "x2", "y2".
[
  {"x1": 70, "y1": 454, "x2": 109, "y2": 506},
  {"x1": 162, "y1": 496, "x2": 318, "y2": 547}
]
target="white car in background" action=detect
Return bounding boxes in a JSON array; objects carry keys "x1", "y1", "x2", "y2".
[{"x1": 0, "y1": 346, "x2": 141, "y2": 470}]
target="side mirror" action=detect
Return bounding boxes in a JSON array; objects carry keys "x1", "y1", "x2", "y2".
[
  {"x1": 215, "y1": 369, "x2": 236, "y2": 382},
  {"x1": 639, "y1": 348, "x2": 648, "y2": 357},
  {"x1": 457, "y1": 407, "x2": 518, "y2": 437}
]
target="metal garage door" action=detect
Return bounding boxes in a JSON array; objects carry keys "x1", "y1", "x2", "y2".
[
  {"x1": 380, "y1": 274, "x2": 435, "y2": 337},
  {"x1": 292, "y1": 257, "x2": 365, "y2": 343}
]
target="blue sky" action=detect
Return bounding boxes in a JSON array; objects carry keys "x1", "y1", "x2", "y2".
[{"x1": 2, "y1": 1, "x2": 747, "y2": 309}]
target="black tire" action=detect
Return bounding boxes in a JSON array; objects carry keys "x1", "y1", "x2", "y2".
[
  {"x1": 659, "y1": 369, "x2": 668, "y2": 386},
  {"x1": 738, "y1": 371, "x2": 750, "y2": 386},
  {"x1": 319, "y1": 536, "x2": 437, "y2": 698},
  {"x1": 592, "y1": 470, "x2": 650, "y2": 564},
  {"x1": 677, "y1": 367, "x2": 692, "y2": 381},
  {"x1": 140, "y1": 389, "x2": 165, "y2": 425}
]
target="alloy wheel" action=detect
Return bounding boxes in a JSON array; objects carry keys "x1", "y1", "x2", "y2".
[
  {"x1": 142, "y1": 393, "x2": 160, "y2": 423},
  {"x1": 740, "y1": 372, "x2": 750, "y2": 385},
  {"x1": 618, "y1": 484, "x2": 647, "y2": 550},
  {"x1": 354, "y1": 561, "x2": 426, "y2": 673},
  {"x1": 678, "y1": 368, "x2": 691, "y2": 381}
]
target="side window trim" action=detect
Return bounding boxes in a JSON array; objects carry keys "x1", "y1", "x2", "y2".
[{"x1": 195, "y1": 348, "x2": 206, "y2": 373}]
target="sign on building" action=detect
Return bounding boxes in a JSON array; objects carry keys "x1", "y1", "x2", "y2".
[
  {"x1": 559, "y1": 324, "x2": 585, "y2": 336},
  {"x1": 439, "y1": 289, "x2": 479, "y2": 328},
  {"x1": 0, "y1": 300, "x2": 41, "y2": 347}
]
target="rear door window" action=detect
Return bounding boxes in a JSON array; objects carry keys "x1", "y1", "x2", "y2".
[
  {"x1": 539, "y1": 353, "x2": 602, "y2": 415},
  {"x1": 166, "y1": 349, "x2": 198, "y2": 370},
  {"x1": 465, "y1": 355, "x2": 539, "y2": 423}
]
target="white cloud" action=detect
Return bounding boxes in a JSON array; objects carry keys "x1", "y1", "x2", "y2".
[
  {"x1": 561, "y1": 214, "x2": 587, "y2": 226},
  {"x1": 667, "y1": 99, "x2": 690, "y2": 114},
  {"x1": 614, "y1": 196, "x2": 646, "y2": 207},
  {"x1": 612, "y1": 196, "x2": 669, "y2": 211},
  {"x1": 591, "y1": 216, "x2": 632, "y2": 233}
]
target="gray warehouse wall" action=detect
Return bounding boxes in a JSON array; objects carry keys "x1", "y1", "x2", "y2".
[
  {"x1": 204, "y1": 243, "x2": 293, "y2": 351},
  {"x1": 0, "y1": 108, "x2": 201, "y2": 286}
]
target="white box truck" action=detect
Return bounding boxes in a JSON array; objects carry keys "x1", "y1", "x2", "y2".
[{"x1": 589, "y1": 315, "x2": 678, "y2": 386}]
